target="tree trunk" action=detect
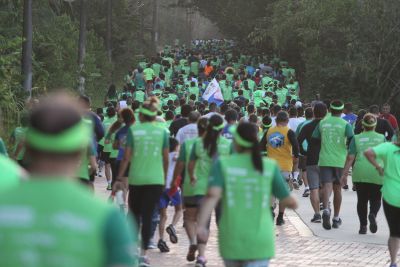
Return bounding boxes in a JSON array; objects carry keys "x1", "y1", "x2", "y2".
[
  {"x1": 77, "y1": 0, "x2": 87, "y2": 94},
  {"x1": 106, "y1": 0, "x2": 112, "y2": 63},
  {"x1": 22, "y1": 0, "x2": 33, "y2": 94},
  {"x1": 151, "y1": 0, "x2": 159, "y2": 52}
]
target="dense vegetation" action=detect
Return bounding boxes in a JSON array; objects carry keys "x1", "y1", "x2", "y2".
[{"x1": 195, "y1": 0, "x2": 400, "y2": 111}]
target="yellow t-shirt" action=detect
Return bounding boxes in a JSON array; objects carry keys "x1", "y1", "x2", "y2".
[{"x1": 266, "y1": 126, "x2": 293, "y2": 172}]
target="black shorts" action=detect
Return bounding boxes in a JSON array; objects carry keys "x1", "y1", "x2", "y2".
[
  {"x1": 383, "y1": 199, "x2": 400, "y2": 238},
  {"x1": 183, "y1": 195, "x2": 204, "y2": 208}
]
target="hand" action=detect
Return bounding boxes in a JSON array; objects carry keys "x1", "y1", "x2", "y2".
[
  {"x1": 190, "y1": 175, "x2": 197, "y2": 186},
  {"x1": 112, "y1": 180, "x2": 127, "y2": 194},
  {"x1": 340, "y1": 175, "x2": 348, "y2": 187},
  {"x1": 376, "y1": 166, "x2": 384, "y2": 176}
]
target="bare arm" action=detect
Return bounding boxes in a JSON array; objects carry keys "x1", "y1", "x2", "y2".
[
  {"x1": 171, "y1": 161, "x2": 184, "y2": 188},
  {"x1": 117, "y1": 148, "x2": 132, "y2": 180},
  {"x1": 364, "y1": 149, "x2": 384, "y2": 176},
  {"x1": 162, "y1": 148, "x2": 169, "y2": 183},
  {"x1": 340, "y1": 154, "x2": 355, "y2": 186},
  {"x1": 188, "y1": 160, "x2": 197, "y2": 185}
]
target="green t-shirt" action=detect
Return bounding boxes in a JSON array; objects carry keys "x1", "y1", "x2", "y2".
[
  {"x1": 187, "y1": 87, "x2": 200, "y2": 101},
  {"x1": 209, "y1": 154, "x2": 289, "y2": 260},
  {"x1": 313, "y1": 116, "x2": 354, "y2": 168},
  {"x1": 253, "y1": 90, "x2": 265, "y2": 107},
  {"x1": 0, "y1": 178, "x2": 137, "y2": 267},
  {"x1": 188, "y1": 137, "x2": 231, "y2": 196},
  {"x1": 133, "y1": 90, "x2": 145, "y2": 103},
  {"x1": 275, "y1": 88, "x2": 288, "y2": 105},
  {"x1": 143, "y1": 68, "x2": 155, "y2": 81},
  {"x1": 348, "y1": 131, "x2": 385, "y2": 184},
  {"x1": 152, "y1": 63, "x2": 162, "y2": 77},
  {"x1": 126, "y1": 122, "x2": 169, "y2": 185},
  {"x1": 372, "y1": 142, "x2": 400, "y2": 208},
  {"x1": 100, "y1": 116, "x2": 118, "y2": 152},
  {"x1": 222, "y1": 86, "x2": 233, "y2": 101},
  {"x1": 190, "y1": 61, "x2": 199, "y2": 75},
  {"x1": 0, "y1": 155, "x2": 22, "y2": 193},
  {"x1": 178, "y1": 138, "x2": 198, "y2": 195}
]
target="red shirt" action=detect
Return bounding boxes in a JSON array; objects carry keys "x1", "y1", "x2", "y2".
[{"x1": 380, "y1": 113, "x2": 398, "y2": 130}]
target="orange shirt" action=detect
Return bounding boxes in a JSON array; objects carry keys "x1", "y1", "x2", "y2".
[{"x1": 204, "y1": 65, "x2": 214, "y2": 76}]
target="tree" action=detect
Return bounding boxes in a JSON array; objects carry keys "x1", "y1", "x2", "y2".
[
  {"x1": 77, "y1": 0, "x2": 87, "y2": 93},
  {"x1": 21, "y1": 0, "x2": 33, "y2": 93}
]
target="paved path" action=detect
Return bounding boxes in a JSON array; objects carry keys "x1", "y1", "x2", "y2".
[{"x1": 94, "y1": 176, "x2": 396, "y2": 267}]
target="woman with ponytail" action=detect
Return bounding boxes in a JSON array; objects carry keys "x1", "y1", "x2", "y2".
[
  {"x1": 197, "y1": 122, "x2": 297, "y2": 267},
  {"x1": 116, "y1": 97, "x2": 169, "y2": 267},
  {"x1": 187, "y1": 114, "x2": 231, "y2": 267},
  {"x1": 341, "y1": 113, "x2": 385, "y2": 235}
]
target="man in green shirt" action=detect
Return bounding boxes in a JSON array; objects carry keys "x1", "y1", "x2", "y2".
[
  {"x1": 143, "y1": 64, "x2": 155, "y2": 94},
  {"x1": 312, "y1": 100, "x2": 354, "y2": 230}
]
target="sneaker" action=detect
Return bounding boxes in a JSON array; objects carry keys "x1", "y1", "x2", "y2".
[
  {"x1": 319, "y1": 202, "x2": 324, "y2": 211},
  {"x1": 322, "y1": 210, "x2": 331, "y2": 230},
  {"x1": 186, "y1": 244, "x2": 197, "y2": 262},
  {"x1": 276, "y1": 216, "x2": 285, "y2": 226},
  {"x1": 359, "y1": 225, "x2": 367, "y2": 234},
  {"x1": 369, "y1": 213, "x2": 378, "y2": 233},
  {"x1": 332, "y1": 218, "x2": 342, "y2": 229},
  {"x1": 311, "y1": 213, "x2": 321, "y2": 223},
  {"x1": 302, "y1": 189, "x2": 310, "y2": 197},
  {"x1": 389, "y1": 264, "x2": 398, "y2": 267},
  {"x1": 106, "y1": 184, "x2": 112, "y2": 190},
  {"x1": 195, "y1": 256, "x2": 207, "y2": 267},
  {"x1": 166, "y1": 224, "x2": 178, "y2": 244},
  {"x1": 139, "y1": 256, "x2": 151, "y2": 267},
  {"x1": 147, "y1": 239, "x2": 157, "y2": 249},
  {"x1": 298, "y1": 178, "x2": 303, "y2": 186},
  {"x1": 157, "y1": 239, "x2": 170, "y2": 253},
  {"x1": 342, "y1": 184, "x2": 349, "y2": 190}
]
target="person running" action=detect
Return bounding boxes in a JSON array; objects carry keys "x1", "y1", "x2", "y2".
[
  {"x1": 0, "y1": 95, "x2": 137, "y2": 266},
  {"x1": 187, "y1": 115, "x2": 232, "y2": 267},
  {"x1": 297, "y1": 103, "x2": 327, "y2": 222},
  {"x1": 380, "y1": 103, "x2": 399, "y2": 133},
  {"x1": 176, "y1": 111, "x2": 200, "y2": 144},
  {"x1": 266, "y1": 111, "x2": 300, "y2": 225},
  {"x1": 157, "y1": 137, "x2": 183, "y2": 253},
  {"x1": 364, "y1": 134, "x2": 400, "y2": 267},
  {"x1": 341, "y1": 113, "x2": 385, "y2": 234},
  {"x1": 197, "y1": 122, "x2": 298, "y2": 267},
  {"x1": 171, "y1": 117, "x2": 208, "y2": 263},
  {"x1": 116, "y1": 97, "x2": 169, "y2": 267},
  {"x1": 354, "y1": 105, "x2": 394, "y2": 141},
  {"x1": 312, "y1": 100, "x2": 354, "y2": 230}
]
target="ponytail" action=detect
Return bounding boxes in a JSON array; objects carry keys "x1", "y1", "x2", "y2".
[
  {"x1": 203, "y1": 115, "x2": 224, "y2": 157},
  {"x1": 235, "y1": 122, "x2": 263, "y2": 173}
]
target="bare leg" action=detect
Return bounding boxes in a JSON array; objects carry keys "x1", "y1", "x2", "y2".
[
  {"x1": 105, "y1": 163, "x2": 111, "y2": 183},
  {"x1": 388, "y1": 237, "x2": 400, "y2": 265},
  {"x1": 183, "y1": 208, "x2": 197, "y2": 245},
  {"x1": 310, "y1": 189, "x2": 320, "y2": 214},
  {"x1": 333, "y1": 183, "x2": 342, "y2": 217},
  {"x1": 322, "y1": 182, "x2": 333, "y2": 210},
  {"x1": 302, "y1": 170, "x2": 309, "y2": 187},
  {"x1": 158, "y1": 208, "x2": 167, "y2": 241},
  {"x1": 171, "y1": 204, "x2": 183, "y2": 226}
]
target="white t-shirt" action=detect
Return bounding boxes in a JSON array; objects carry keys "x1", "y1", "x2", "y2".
[
  {"x1": 288, "y1": 117, "x2": 305, "y2": 132},
  {"x1": 166, "y1": 151, "x2": 179, "y2": 189},
  {"x1": 176, "y1": 123, "x2": 198, "y2": 144}
]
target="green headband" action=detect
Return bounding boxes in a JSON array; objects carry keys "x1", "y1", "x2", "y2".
[
  {"x1": 212, "y1": 123, "x2": 225, "y2": 131},
  {"x1": 362, "y1": 121, "x2": 377, "y2": 127},
  {"x1": 262, "y1": 123, "x2": 272, "y2": 128},
  {"x1": 26, "y1": 120, "x2": 91, "y2": 152},
  {"x1": 330, "y1": 104, "x2": 344, "y2": 110},
  {"x1": 140, "y1": 107, "x2": 158, "y2": 116},
  {"x1": 230, "y1": 126, "x2": 253, "y2": 148}
]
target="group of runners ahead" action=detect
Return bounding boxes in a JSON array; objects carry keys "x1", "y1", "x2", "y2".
[{"x1": 0, "y1": 39, "x2": 399, "y2": 267}]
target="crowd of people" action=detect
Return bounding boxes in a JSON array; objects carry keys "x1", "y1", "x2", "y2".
[{"x1": 0, "y1": 39, "x2": 399, "y2": 267}]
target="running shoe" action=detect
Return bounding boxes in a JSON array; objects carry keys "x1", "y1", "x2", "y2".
[
  {"x1": 332, "y1": 218, "x2": 342, "y2": 229},
  {"x1": 302, "y1": 188, "x2": 310, "y2": 197},
  {"x1": 106, "y1": 184, "x2": 112, "y2": 190},
  {"x1": 359, "y1": 225, "x2": 367, "y2": 234},
  {"x1": 319, "y1": 202, "x2": 324, "y2": 211},
  {"x1": 342, "y1": 184, "x2": 349, "y2": 190},
  {"x1": 186, "y1": 244, "x2": 197, "y2": 262},
  {"x1": 368, "y1": 213, "x2": 378, "y2": 233},
  {"x1": 322, "y1": 210, "x2": 331, "y2": 230},
  {"x1": 298, "y1": 178, "x2": 303, "y2": 186},
  {"x1": 311, "y1": 213, "x2": 321, "y2": 223},
  {"x1": 276, "y1": 216, "x2": 285, "y2": 226},
  {"x1": 166, "y1": 224, "x2": 178, "y2": 244},
  {"x1": 157, "y1": 239, "x2": 170, "y2": 253},
  {"x1": 139, "y1": 256, "x2": 151, "y2": 267},
  {"x1": 195, "y1": 256, "x2": 207, "y2": 267},
  {"x1": 147, "y1": 239, "x2": 157, "y2": 249}
]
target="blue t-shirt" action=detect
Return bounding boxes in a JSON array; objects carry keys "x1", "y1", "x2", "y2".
[
  {"x1": 342, "y1": 113, "x2": 357, "y2": 125},
  {"x1": 115, "y1": 125, "x2": 130, "y2": 161},
  {"x1": 246, "y1": 66, "x2": 256, "y2": 76}
]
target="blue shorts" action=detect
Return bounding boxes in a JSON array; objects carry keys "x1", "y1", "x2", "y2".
[{"x1": 159, "y1": 189, "x2": 182, "y2": 209}]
